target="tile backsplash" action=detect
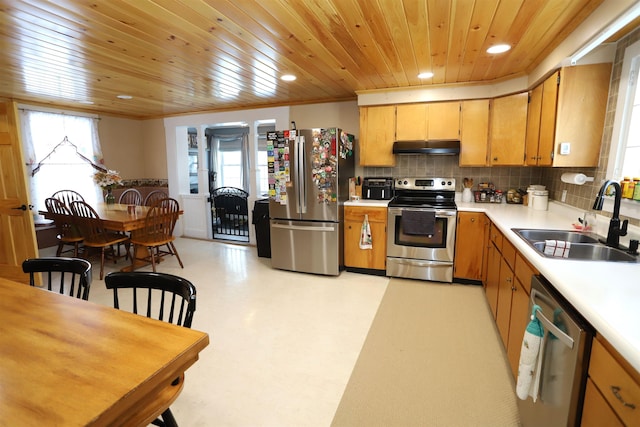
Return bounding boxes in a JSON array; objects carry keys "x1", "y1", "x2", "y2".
[{"x1": 363, "y1": 155, "x2": 543, "y2": 193}]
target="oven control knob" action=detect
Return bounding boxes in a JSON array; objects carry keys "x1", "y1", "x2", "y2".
[
  {"x1": 441, "y1": 180, "x2": 446, "y2": 186},
  {"x1": 447, "y1": 181, "x2": 452, "y2": 186}
]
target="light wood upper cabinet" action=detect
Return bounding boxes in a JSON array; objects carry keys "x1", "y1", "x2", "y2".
[
  {"x1": 538, "y1": 71, "x2": 559, "y2": 166},
  {"x1": 553, "y1": 63, "x2": 611, "y2": 167},
  {"x1": 460, "y1": 99, "x2": 490, "y2": 166},
  {"x1": 525, "y1": 82, "x2": 543, "y2": 166},
  {"x1": 395, "y1": 101, "x2": 460, "y2": 140},
  {"x1": 489, "y1": 92, "x2": 528, "y2": 166},
  {"x1": 428, "y1": 101, "x2": 460, "y2": 139},
  {"x1": 359, "y1": 105, "x2": 396, "y2": 166},
  {"x1": 396, "y1": 104, "x2": 427, "y2": 140}
]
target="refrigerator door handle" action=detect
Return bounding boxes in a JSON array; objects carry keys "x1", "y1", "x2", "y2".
[
  {"x1": 297, "y1": 135, "x2": 307, "y2": 214},
  {"x1": 271, "y1": 223, "x2": 336, "y2": 232}
]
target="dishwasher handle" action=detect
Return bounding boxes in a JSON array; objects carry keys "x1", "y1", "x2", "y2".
[{"x1": 531, "y1": 288, "x2": 575, "y2": 349}]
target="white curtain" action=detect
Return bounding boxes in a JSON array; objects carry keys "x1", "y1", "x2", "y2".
[{"x1": 20, "y1": 110, "x2": 104, "y2": 214}]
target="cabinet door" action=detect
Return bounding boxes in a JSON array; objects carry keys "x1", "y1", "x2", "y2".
[
  {"x1": 460, "y1": 99, "x2": 489, "y2": 166},
  {"x1": 485, "y1": 242, "x2": 501, "y2": 319},
  {"x1": 344, "y1": 207, "x2": 387, "y2": 270},
  {"x1": 506, "y1": 278, "x2": 530, "y2": 378},
  {"x1": 496, "y1": 256, "x2": 514, "y2": 347},
  {"x1": 554, "y1": 63, "x2": 611, "y2": 167},
  {"x1": 538, "y1": 71, "x2": 559, "y2": 166},
  {"x1": 428, "y1": 101, "x2": 460, "y2": 139},
  {"x1": 396, "y1": 104, "x2": 427, "y2": 140},
  {"x1": 489, "y1": 93, "x2": 528, "y2": 166},
  {"x1": 359, "y1": 106, "x2": 396, "y2": 166},
  {"x1": 454, "y1": 212, "x2": 487, "y2": 280},
  {"x1": 525, "y1": 84, "x2": 542, "y2": 166}
]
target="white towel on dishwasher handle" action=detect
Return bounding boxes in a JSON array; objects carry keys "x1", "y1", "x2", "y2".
[
  {"x1": 516, "y1": 305, "x2": 545, "y2": 401},
  {"x1": 359, "y1": 214, "x2": 372, "y2": 250}
]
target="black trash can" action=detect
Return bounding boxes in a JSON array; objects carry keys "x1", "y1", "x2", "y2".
[{"x1": 252, "y1": 198, "x2": 271, "y2": 258}]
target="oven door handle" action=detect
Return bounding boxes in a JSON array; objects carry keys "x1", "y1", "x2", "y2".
[{"x1": 388, "y1": 207, "x2": 456, "y2": 217}]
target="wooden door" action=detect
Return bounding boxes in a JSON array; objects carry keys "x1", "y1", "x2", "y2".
[
  {"x1": 359, "y1": 105, "x2": 396, "y2": 166},
  {"x1": 525, "y1": 84, "x2": 542, "y2": 166},
  {"x1": 396, "y1": 104, "x2": 427, "y2": 140},
  {"x1": 496, "y1": 256, "x2": 514, "y2": 347},
  {"x1": 344, "y1": 207, "x2": 387, "y2": 270},
  {"x1": 489, "y1": 93, "x2": 528, "y2": 166},
  {"x1": 538, "y1": 71, "x2": 559, "y2": 166},
  {"x1": 0, "y1": 100, "x2": 38, "y2": 283},
  {"x1": 506, "y1": 278, "x2": 530, "y2": 378},
  {"x1": 554, "y1": 63, "x2": 611, "y2": 167},
  {"x1": 460, "y1": 99, "x2": 489, "y2": 166},
  {"x1": 453, "y1": 211, "x2": 487, "y2": 280},
  {"x1": 428, "y1": 101, "x2": 460, "y2": 139},
  {"x1": 485, "y1": 242, "x2": 501, "y2": 319}
]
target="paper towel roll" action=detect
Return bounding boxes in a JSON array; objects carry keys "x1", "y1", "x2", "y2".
[{"x1": 561, "y1": 173, "x2": 592, "y2": 185}]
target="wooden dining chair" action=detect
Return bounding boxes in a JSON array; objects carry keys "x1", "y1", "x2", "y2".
[
  {"x1": 51, "y1": 189, "x2": 85, "y2": 207},
  {"x1": 44, "y1": 197, "x2": 84, "y2": 257},
  {"x1": 22, "y1": 257, "x2": 92, "y2": 301},
  {"x1": 104, "y1": 271, "x2": 197, "y2": 427},
  {"x1": 144, "y1": 190, "x2": 169, "y2": 206},
  {"x1": 69, "y1": 200, "x2": 131, "y2": 280},
  {"x1": 130, "y1": 198, "x2": 184, "y2": 272},
  {"x1": 119, "y1": 188, "x2": 143, "y2": 205}
]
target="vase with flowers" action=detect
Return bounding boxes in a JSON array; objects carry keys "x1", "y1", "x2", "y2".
[{"x1": 93, "y1": 169, "x2": 122, "y2": 204}]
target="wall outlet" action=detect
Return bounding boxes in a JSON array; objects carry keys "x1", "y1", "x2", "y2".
[{"x1": 561, "y1": 190, "x2": 567, "y2": 202}]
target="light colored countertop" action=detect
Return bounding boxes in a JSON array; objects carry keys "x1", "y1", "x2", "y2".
[
  {"x1": 457, "y1": 200, "x2": 640, "y2": 373},
  {"x1": 344, "y1": 199, "x2": 391, "y2": 208}
]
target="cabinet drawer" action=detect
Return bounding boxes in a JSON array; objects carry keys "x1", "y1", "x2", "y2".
[
  {"x1": 589, "y1": 338, "x2": 640, "y2": 426},
  {"x1": 501, "y1": 238, "x2": 516, "y2": 270},
  {"x1": 344, "y1": 207, "x2": 387, "y2": 223},
  {"x1": 582, "y1": 378, "x2": 624, "y2": 427},
  {"x1": 514, "y1": 253, "x2": 537, "y2": 294}
]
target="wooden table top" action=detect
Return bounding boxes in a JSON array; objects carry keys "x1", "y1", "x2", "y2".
[
  {"x1": 0, "y1": 277, "x2": 209, "y2": 426},
  {"x1": 40, "y1": 203, "x2": 182, "y2": 233}
]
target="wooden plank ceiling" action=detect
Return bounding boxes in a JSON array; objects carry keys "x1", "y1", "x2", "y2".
[{"x1": 0, "y1": 0, "x2": 607, "y2": 119}]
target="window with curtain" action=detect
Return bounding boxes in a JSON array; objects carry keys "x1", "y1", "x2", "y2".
[
  {"x1": 20, "y1": 109, "x2": 104, "y2": 213},
  {"x1": 205, "y1": 125, "x2": 250, "y2": 192}
]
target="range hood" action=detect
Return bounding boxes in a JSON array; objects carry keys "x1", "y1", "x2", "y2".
[{"x1": 392, "y1": 139, "x2": 460, "y2": 155}]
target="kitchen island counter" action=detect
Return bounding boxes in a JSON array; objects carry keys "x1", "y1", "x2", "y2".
[{"x1": 457, "y1": 200, "x2": 640, "y2": 374}]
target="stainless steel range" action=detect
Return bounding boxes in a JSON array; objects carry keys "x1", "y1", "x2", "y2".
[{"x1": 386, "y1": 177, "x2": 457, "y2": 282}]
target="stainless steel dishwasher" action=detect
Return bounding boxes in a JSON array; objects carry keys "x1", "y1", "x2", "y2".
[{"x1": 518, "y1": 275, "x2": 594, "y2": 426}]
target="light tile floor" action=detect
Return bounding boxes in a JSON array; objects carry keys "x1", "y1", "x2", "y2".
[{"x1": 43, "y1": 238, "x2": 389, "y2": 426}]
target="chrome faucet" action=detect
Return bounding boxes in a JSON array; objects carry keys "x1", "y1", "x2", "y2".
[{"x1": 592, "y1": 180, "x2": 628, "y2": 248}]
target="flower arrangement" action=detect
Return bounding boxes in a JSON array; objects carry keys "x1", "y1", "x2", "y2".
[{"x1": 93, "y1": 169, "x2": 122, "y2": 190}]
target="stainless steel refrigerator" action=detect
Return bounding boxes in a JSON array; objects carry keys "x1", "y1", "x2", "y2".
[{"x1": 268, "y1": 128, "x2": 355, "y2": 275}]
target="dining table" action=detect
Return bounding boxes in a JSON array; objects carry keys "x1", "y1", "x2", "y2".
[
  {"x1": 0, "y1": 276, "x2": 209, "y2": 426},
  {"x1": 39, "y1": 202, "x2": 183, "y2": 271}
]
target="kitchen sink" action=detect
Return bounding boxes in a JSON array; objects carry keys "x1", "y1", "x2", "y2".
[
  {"x1": 513, "y1": 228, "x2": 599, "y2": 244},
  {"x1": 531, "y1": 242, "x2": 637, "y2": 262},
  {"x1": 512, "y1": 228, "x2": 638, "y2": 262}
]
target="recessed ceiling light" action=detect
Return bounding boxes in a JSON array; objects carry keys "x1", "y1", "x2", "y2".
[
  {"x1": 487, "y1": 44, "x2": 511, "y2": 54},
  {"x1": 116, "y1": 94, "x2": 133, "y2": 100},
  {"x1": 418, "y1": 72, "x2": 434, "y2": 79},
  {"x1": 281, "y1": 74, "x2": 296, "y2": 81}
]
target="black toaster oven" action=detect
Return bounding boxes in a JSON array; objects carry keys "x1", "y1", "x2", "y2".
[{"x1": 362, "y1": 177, "x2": 394, "y2": 200}]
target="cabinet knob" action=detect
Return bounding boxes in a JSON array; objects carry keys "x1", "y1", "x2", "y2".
[
  {"x1": 493, "y1": 157, "x2": 498, "y2": 161},
  {"x1": 470, "y1": 218, "x2": 476, "y2": 222}
]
